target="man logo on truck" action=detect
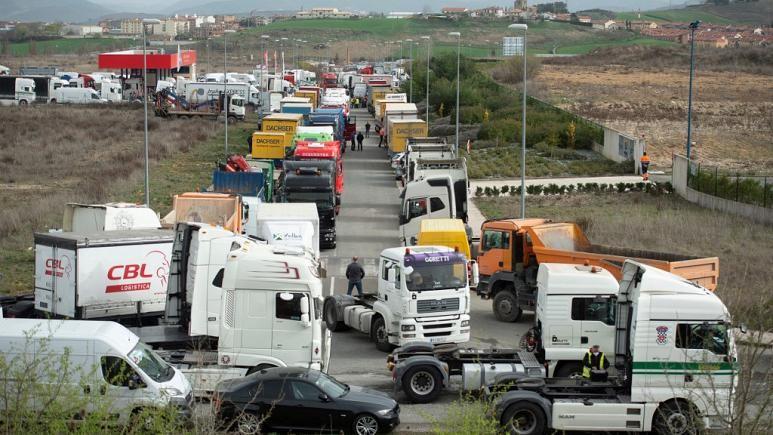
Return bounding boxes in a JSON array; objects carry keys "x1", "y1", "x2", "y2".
[
  {"x1": 105, "y1": 250, "x2": 169, "y2": 293},
  {"x1": 45, "y1": 256, "x2": 72, "y2": 278}
]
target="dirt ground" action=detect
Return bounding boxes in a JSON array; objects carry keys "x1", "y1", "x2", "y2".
[{"x1": 532, "y1": 64, "x2": 773, "y2": 172}]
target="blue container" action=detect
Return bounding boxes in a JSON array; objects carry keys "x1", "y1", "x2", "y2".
[{"x1": 212, "y1": 171, "x2": 266, "y2": 199}]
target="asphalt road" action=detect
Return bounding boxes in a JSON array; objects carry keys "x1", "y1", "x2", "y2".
[{"x1": 319, "y1": 108, "x2": 530, "y2": 432}]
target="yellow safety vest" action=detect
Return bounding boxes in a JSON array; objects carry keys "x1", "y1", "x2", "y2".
[{"x1": 582, "y1": 351, "x2": 605, "y2": 378}]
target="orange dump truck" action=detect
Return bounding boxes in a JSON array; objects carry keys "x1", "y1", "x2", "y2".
[
  {"x1": 161, "y1": 192, "x2": 245, "y2": 234},
  {"x1": 475, "y1": 218, "x2": 719, "y2": 322}
]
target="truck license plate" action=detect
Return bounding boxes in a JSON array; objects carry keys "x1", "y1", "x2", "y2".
[{"x1": 429, "y1": 337, "x2": 445, "y2": 343}]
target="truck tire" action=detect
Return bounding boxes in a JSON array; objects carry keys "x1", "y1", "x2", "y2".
[
  {"x1": 402, "y1": 366, "x2": 442, "y2": 403},
  {"x1": 371, "y1": 316, "x2": 394, "y2": 352},
  {"x1": 501, "y1": 401, "x2": 546, "y2": 435},
  {"x1": 324, "y1": 299, "x2": 348, "y2": 332},
  {"x1": 553, "y1": 361, "x2": 580, "y2": 378},
  {"x1": 652, "y1": 400, "x2": 702, "y2": 435},
  {"x1": 493, "y1": 290, "x2": 522, "y2": 322}
]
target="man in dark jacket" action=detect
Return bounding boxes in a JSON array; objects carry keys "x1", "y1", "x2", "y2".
[
  {"x1": 356, "y1": 131, "x2": 364, "y2": 151},
  {"x1": 365, "y1": 121, "x2": 371, "y2": 137},
  {"x1": 346, "y1": 256, "x2": 365, "y2": 297}
]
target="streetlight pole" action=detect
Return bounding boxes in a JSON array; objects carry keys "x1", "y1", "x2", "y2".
[
  {"x1": 141, "y1": 18, "x2": 160, "y2": 207},
  {"x1": 405, "y1": 39, "x2": 413, "y2": 103},
  {"x1": 224, "y1": 29, "x2": 235, "y2": 157},
  {"x1": 509, "y1": 23, "x2": 528, "y2": 220},
  {"x1": 449, "y1": 32, "x2": 461, "y2": 154},
  {"x1": 421, "y1": 36, "x2": 431, "y2": 124},
  {"x1": 260, "y1": 34, "x2": 269, "y2": 91},
  {"x1": 686, "y1": 20, "x2": 700, "y2": 161}
]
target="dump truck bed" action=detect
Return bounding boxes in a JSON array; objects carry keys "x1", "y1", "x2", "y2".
[{"x1": 528, "y1": 223, "x2": 719, "y2": 290}]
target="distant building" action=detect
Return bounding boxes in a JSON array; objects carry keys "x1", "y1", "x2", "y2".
[
  {"x1": 442, "y1": 7, "x2": 469, "y2": 15},
  {"x1": 387, "y1": 12, "x2": 420, "y2": 19},
  {"x1": 628, "y1": 20, "x2": 658, "y2": 31},
  {"x1": 577, "y1": 15, "x2": 592, "y2": 24},
  {"x1": 120, "y1": 18, "x2": 143, "y2": 35},
  {"x1": 474, "y1": 6, "x2": 506, "y2": 17},
  {"x1": 63, "y1": 24, "x2": 103, "y2": 36},
  {"x1": 295, "y1": 8, "x2": 353, "y2": 19},
  {"x1": 591, "y1": 20, "x2": 618, "y2": 31}
]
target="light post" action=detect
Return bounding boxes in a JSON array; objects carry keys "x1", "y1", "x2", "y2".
[
  {"x1": 260, "y1": 34, "x2": 269, "y2": 90},
  {"x1": 405, "y1": 39, "x2": 413, "y2": 102},
  {"x1": 421, "y1": 35, "x2": 431, "y2": 124},
  {"x1": 280, "y1": 37, "x2": 288, "y2": 73},
  {"x1": 223, "y1": 29, "x2": 236, "y2": 157},
  {"x1": 508, "y1": 23, "x2": 528, "y2": 219},
  {"x1": 141, "y1": 18, "x2": 160, "y2": 207},
  {"x1": 686, "y1": 20, "x2": 700, "y2": 161},
  {"x1": 449, "y1": 32, "x2": 461, "y2": 154},
  {"x1": 274, "y1": 39, "x2": 279, "y2": 74}
]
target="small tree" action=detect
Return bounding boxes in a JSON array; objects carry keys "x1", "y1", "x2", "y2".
[{"x1": 566, "y1": 121, "x2": 576, "y2": 149}]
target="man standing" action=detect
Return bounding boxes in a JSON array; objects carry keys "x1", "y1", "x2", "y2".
[
  {"x1": 365, "y1": 121, "x2": 371, "y2": 137},
  {"x1": 640, "y1": 152, "x2": 651, "y2": 182},
  {"x1": 346, "y1": 257, "x2": 365, "y2": 297},
  {"x1": 582, "y1": 344, "x2": 609, "y2": 379},
  {"x1": 378, "y1": 127, "x2": 385, "y2": 148},
  {"x1": 356, "y1": 131, "x2": 364, "y2": 151}
]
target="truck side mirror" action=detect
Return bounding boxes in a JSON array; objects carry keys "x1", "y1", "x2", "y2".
[
  {"x1": 470, "y1": 261, "x2": 480, "y2": 288},
  {"x1": 300, "y1": 296, "x2": 311, "y2": 327},
  {"x1": 387, "y1": 268, "x2": 396, "y2": 283}
]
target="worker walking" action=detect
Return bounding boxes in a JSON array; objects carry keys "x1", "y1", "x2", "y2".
[
  {"x1": 365, "y1": 121, "x2": 371, "y2": 137},
  {"x1": 356, "y1": 131, "x2": 364, "y2": 151},
  {"x1": 346, "y1": 257, "x2": 365, "y2": 297},
  {"x1": 582, "y1": 344, "x2": 609, "y2": 379},
  {"x1": 640, "y1": 152, "x2": 651, "y2": 181},
  {"x1": 378, "y1": 127, "x2": 385, "y2": 148}
]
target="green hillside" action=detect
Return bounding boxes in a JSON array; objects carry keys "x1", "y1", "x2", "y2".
[{"x1": 616, "y1": 1, "x2": 772, "y2": 25}]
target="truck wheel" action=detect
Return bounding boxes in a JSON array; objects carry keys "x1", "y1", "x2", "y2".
[
  {"x1": 653, "y1": 400, "x2": 702, "y2": 435},
  {"x1": 19, "y1": 100, "x2": 28, "y2": 106},
  {"x1": 493, "y1": 290, "x2": 522, "y2": 322},
  {"x1": 371, "y1": 316, "x2": 394, "y2": 352},
  {"x1": 553, "y1": 362, "x2": 580, "y2": 378},
  {"x1": 501, "y1": 401, "x2": 546, "y2": 435},
  {"x1": 324, "y1": 299, "x2": 348, "y2": 332},
  {"x1": 402, "y1": 366, "x2": 442, "y2": 403}
]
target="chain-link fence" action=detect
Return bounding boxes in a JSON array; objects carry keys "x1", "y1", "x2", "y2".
[{"x1": 688, "y1": 162, "x2": 772, "y2": 208}]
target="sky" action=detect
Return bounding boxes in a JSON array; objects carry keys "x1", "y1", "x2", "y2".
[{"x1": 90, "y1": 0, "x2": 679, "y2": 14}]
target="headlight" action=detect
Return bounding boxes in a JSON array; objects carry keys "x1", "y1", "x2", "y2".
[
  {"x1": 376, "y1": 409, "x2": 393, "y2": 416},
  {"x1": 162, "y1": 387, "x2": 183, "y2": 397},
  {"x1": 461, "y1": 320, "x2": 470, "y2": 327},
  {"x1": 401, "y1": 324, "x2": 415, "y2": 331}
]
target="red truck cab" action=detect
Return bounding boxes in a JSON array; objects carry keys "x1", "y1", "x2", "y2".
[{"x1": 293, "y1": 141, "x2": 344, "y2": 213}]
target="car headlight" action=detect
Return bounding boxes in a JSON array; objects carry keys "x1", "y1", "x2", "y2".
[
  {"x1": 401, "y1": 324, "x2": 415, "y2": 331},
  {"x1": 376, "y1": 409, "x2": 393, "y2": 416},
  {"x1": 162, "y1": 387, "x2": 183, "y2": 397},
  {"x1": 461, "y1": 320, "x2": 470, "y2": 327}
]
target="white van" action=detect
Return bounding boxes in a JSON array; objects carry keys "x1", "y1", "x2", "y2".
[
  {"x1": 52, "y1": 87, "x2": 106, "y2": 104},
  {"x1": 0, "y1": 319, "x2": 193, "y2": 423}
]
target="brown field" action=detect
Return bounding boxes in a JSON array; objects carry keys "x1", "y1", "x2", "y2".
[
  {"x1": 533, "y1": 49, "x2": 773, "y2": 172},
  {"x1": 0, "y1": 104, "x2": 223, "y2": 295},
  {"x1": 475, "y1": 192, "x2": 773, "y2": 330}
]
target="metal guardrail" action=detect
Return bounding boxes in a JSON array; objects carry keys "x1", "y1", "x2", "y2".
[{"x1": 687, "y1": 162, "x2": 772, "y2": 209}]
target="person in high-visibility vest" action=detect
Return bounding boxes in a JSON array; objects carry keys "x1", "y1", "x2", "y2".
[
  {"x1": 582, "y1": 344, "x2": 609, "y2": 379},
  {"x1": 640, "y1": 152, "x2": 651, "y2": 181}
]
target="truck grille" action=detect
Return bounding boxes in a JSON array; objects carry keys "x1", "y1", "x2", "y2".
[{"x1": 416, "y1": 298, "x2": 459, "y2": 314}]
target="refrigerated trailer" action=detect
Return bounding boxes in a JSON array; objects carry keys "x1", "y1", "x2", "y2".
[{"x1": 33, "y1": 230, "x2": 173, "y2": 321}]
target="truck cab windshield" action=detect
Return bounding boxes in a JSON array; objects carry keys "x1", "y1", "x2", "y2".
[
  {"x1": 128, "y1": 342, "x2": 174, "y2": 383},
  {"x1": 406, "y1": 263, "x2": 466, "y2": 291},
  {"x1": 286, "y1": 192, "x2": 334, "y2": 210}
]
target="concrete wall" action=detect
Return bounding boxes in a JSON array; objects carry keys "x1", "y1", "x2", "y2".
[
  {"x1": 672, "y1": 154, "x2": 773, "y2": 224},
  {"x1": 601, "y1": 126, "x2": 644, "y2": 173}
]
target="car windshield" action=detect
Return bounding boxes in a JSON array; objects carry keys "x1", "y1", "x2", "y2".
[
  {"x1": 287, "y1": 192, "x2": 333, "y2": 209},
  {"x1": 406, "y1": 263, "x2": 467, "y2": 291},
  {"x1": 127, "y1": 342, "x2": 174, "y2": 383},
  {"x1": 315, "y1": 372, "x2": 348, "y2": 398}
]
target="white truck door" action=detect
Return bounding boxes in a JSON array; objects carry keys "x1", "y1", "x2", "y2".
[
  {"x1": 401, "y1": 196, "x2": 428, "y2": 245},
  {"x1": 272, "y1": 292, "x2": 313, "y2": 366},
  {"x1": 573, "y1": 296, "x2": 616, "y2": 353},
  {"x1": 674, "y1": 322, "x2": 732, "y2": 396},
  {"x1": 34, "y1": 244, "x2": 76, "y2": 318}
]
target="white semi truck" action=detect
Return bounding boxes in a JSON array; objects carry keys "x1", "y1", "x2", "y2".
[
  {"x1": 389, "y1": 261, "x2": 738, "y2": 434},
  {"x1": 133, "y1": 222, "x2": 331, "y2": 395},
  {"x1": 324, "y1": 246, "x2": 474, "y2": 352},
  {"x1": 0, "y1": 76, "x2": 35, "y2": 106}
]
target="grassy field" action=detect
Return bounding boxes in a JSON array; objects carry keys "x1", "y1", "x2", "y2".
[
  {"x1": 7, "y1": 37, "x2": 138, "y2": 57},
  {"x1": 475, "y1": 193, "x2": 773, "y2": 329},
  {"x1": 615, "y1": 9, "x2": 735, "y2": 24},
  {"x1": 0, "y1": 104, "x2": 251, "y2": 296},
  {"x1": 616, "y1": 0, "x2": 772, "y2": 25}
]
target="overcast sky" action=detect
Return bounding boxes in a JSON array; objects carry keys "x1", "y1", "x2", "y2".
[{"x1": 90, "y1": 0, "x2": 679, "y2": 14}]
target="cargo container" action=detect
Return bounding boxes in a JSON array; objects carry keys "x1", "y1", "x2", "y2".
[
  {"x1": 383, "y1": 102, "x2": 418, "y2": 136},
  {"x1": 251, "y1": 131, "x2": 289, "y2": 161},
  {"x1": 388, "y1": 119, "x2": 428, "y2": 154},
  {"x1": 33, "y1": 230, "x2": 173, "y2": 320},
  {"x1": 162, "y1": 192, "x2": 245, "y2": 234},
  {"x1": 417, "y1": 218, "x2": 471, "y2": 260},
  {"x1": 212, "y1": 170, "x2": 266, "y2": 199},
  {"x1": 261, "y1": 113, "x2": 304, "y2": 155}
]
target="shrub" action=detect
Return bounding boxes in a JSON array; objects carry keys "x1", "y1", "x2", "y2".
[
  {"x1": 616, "y1": 182, "x2": 627, "y2": 193},
  {"x1": 501, "y1": 185, "x2": 509, "y2": 194},
  {"x1": 491, "y1": 55, "x2": 541, "y2": 85},
  {"x1": 475, "y1": 186, "x2": 483, "y2": 197},
  {"x1": 492, "y1": 186, "x2": 500, "y2": 196}
]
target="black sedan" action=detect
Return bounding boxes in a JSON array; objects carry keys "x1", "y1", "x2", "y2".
[{"x1": 213, "y1": 367, "x2": 400, "y2": 434}]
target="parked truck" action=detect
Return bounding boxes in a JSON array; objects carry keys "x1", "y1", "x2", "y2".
[
  {"x1": 0, "y1": 76, "x2": 35, "y2": 105},
  {"x1": 388, "y1": 259, "x2": 737, "y2": 435},
  {"x1": 324, "y1": 246, "x2": 474, "y2": 352},
  {"x1": 32, "y1": 229, "x2": 173, "y2": 321},
  {"x1": 475, "y1": 218, "x2": 720, "y2": 322},
  {"x1": 293, "y1": 141, "x2": 344, "y2": 212},
  {"x1": 131, "y1": 222, "x2": 330, "y2": 395},
  {"x1": 63, "y1": 203, "x2": 161, "y2": 232},
  {"x1": 155, "y1": 90, "x2": 245, "y2": 121},
  {"x1": 279, "y1": 160, "x2": 337, "y2": 249},
  {"x1": 185, "y1": 81, "x2": 260, "y2": 108},
  {"x1": 388, "y1": 119, "x2": 428, "y2": 155},
  {"x1": 252, "y1": 203, "x2": 320, "y2": 259},
  {"x1": 162, "y1": 192, "x2": 246, "y2": 234}
]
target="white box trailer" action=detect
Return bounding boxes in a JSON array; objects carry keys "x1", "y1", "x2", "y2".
[
  {"x1": 252, "y1": 203, "x2": 320, "y2": 258},
  {"x1": 185, "y1": 81, "x2": 260, "y2": 108},
  {"x1": 63, "y1": 203, "x2": 161, "y2": 232},
  {"x1": 34, "y1": 230, "x2": 173, "y2": 320}
]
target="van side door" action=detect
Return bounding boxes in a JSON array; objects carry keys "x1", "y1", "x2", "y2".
[{"x1": 99, "y1": 355, "x2": 149, "y2": 421}]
